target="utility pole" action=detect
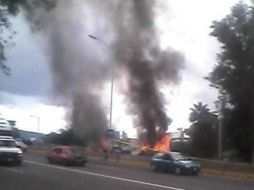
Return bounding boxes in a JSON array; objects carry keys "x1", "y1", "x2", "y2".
[
  {"x1": 251, "y1": 85, "x2": 254, "y2": 163},
  {"x1": 217, "y1": 93, "x2": 225, "y2": 160},
  {"x1": 177, "y1": 127, "x2": 184, "y2": 153},
  {"x1": 218, "y1": 120, "x2": 222, "y2": 160}
]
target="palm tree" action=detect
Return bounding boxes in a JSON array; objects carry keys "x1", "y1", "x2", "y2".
[
  {"x1": 187, "y1": 102, "x2": 218, "y2": 158},
  {"x1": 189, "y1": 102, "x2": 217, "y2": 124}
]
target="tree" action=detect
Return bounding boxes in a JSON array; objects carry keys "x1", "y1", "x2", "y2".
[
  {"x1": 0, "y1": 0, "x2": 19, "y2": 75},
  {"x1": 187, "y1": 102, "x2": 218, "y2": 158},
  {"x1": 208, "y1": 2, "x2": 254, "y2": 162},
  {"x1": 44, "y1": 128, "x2": 85, "y2": 146},
  {"x1": 0, "y1": 0, "x2": 56, "y2": 74}
]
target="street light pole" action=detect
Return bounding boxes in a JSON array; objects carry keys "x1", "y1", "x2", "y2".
[
  {"x1": 88, "y1": 34, "x2": 114, "y2": 129},
  {"x1": 109, "y1": 72, "x2": 114, "y2": 129},
  {"x1": 30, "y1": 115, "x2": 40, "y2": 133}
]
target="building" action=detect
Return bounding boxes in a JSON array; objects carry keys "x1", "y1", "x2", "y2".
[
  {"x1": 0, "y1": 114, "x2": 9, "y2": 128},
  {"x1": 170, "y1": 131, "x2": 190, "y2": 153}
]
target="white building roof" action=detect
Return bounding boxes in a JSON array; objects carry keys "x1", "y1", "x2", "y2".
[{"x1": 0, "y1": 115, "x2": 9, "y2": 128}]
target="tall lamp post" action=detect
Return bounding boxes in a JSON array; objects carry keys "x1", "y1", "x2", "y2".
[
  {"x1": 88, "y1": 34, "x2": 114, "y2": 129},
  {"x1": 30, "y1": 115, "x2": 40, "y2": 133}
]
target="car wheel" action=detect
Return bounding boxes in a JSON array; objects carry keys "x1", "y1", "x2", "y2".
[
  {"x1": 151, "y1": 164, "x2": 157, "y2": 172},
  {"x1": 174, "y1": 167, "x2": 181, "y2": 175}
]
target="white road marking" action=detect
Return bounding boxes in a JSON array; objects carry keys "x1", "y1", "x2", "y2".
[{"x1": 25, "y1": 160, "x2": 185, "y2": 190}]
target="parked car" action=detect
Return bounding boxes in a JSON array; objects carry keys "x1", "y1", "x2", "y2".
[
  {"x1": 150, "y1": 152, "x2": 200, "y2": 175},
  {"x1": 15, "y1": 139, "x2": 28, "y2": 153},
  {"x1": 46, "y1": 146, "x2": 87, "y2": 166},
  {"x1": 0, "y1": 136, "x2": 23, "y2": 166}
]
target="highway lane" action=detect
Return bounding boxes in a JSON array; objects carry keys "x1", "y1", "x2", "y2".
[{"x1": 0, "y1": 153, "x2": 254, "y2": 190}]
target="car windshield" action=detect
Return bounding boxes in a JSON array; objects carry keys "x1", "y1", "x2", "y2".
[
  {"x1": 0, "y1": 140, "x2": 16, "y2": 147},
  {"x1": 170, "y1": 153, "x2": 186, "y2": 161},
  {"x1": 70, "y1": 148, "x2": 83, "y2": 156}
]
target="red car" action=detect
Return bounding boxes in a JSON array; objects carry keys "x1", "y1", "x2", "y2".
[{"x1": 46, "y1": 146, "x2": 87, "y2": 166}]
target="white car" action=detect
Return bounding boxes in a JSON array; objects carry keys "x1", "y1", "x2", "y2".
[{"x1": 0, "y1": 136, "x2": 23, "y2": 165}]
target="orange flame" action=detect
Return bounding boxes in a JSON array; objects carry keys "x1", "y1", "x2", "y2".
[
  {"x1": 100, "y1": 138, "x2": 109, "y2": 150},
  {"x1": 140, "y1": 133, "x2": 170, "y2": 153},
  {"x1": 154, "y1": 134, "x2": 170, "y2": 153}
]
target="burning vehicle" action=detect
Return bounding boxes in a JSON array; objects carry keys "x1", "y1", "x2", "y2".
[{"x1": 139, "y1": 130, "x2": 171, "y2": 156}]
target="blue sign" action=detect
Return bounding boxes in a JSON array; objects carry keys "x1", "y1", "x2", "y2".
[{"x1": 105, "y1": 129, "x2": 117, "y2": 139}]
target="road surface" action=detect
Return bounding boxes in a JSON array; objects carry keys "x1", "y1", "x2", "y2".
[{"x1": 0, "y1": 153, "x2": 253, "y2": 190}]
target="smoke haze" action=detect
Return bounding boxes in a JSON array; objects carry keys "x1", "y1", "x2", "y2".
[
  {"x1": 23, "y1": 0, "x2": 184, "y2": 146},
  {"x1": 26, "y1": 0, "x2": 112, "y2": 142}
]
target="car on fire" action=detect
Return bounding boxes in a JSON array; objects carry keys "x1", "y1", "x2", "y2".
[
  {"x1": 46, "y1": 146, "x2": 87, "y2": 166},
  {"x1": 0, "y1": 136, "x2": 23, "y2": 166},
  {"x1": 150, "y1": 152, "x2": 200, "y2": 175}
]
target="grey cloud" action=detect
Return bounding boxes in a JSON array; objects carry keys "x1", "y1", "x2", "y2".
[{"x1": 0, "y1": 15, "x2": 52, "y2": 98}]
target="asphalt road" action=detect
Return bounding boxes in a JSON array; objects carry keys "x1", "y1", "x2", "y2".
[{"x1": 0, "y1": 153, "x2": 254, "y2": 190}]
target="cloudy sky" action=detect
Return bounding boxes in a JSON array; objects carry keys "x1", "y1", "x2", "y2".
[{"x1": 0, "y1": 0, "x2": 247, "y2": 137}]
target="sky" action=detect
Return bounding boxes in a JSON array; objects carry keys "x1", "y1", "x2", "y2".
[{"x1": 0, "y1": 0, "x2": 246, "y2": 137}]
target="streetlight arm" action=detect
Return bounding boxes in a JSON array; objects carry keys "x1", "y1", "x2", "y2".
[
  {"x1": 88, "y1": 34, "x2": 97, "y2": 40},
  {"x1": 88, "y1": 34, "x2": 112, "y2": 50}
]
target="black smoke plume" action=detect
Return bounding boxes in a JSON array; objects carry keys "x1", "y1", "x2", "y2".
[
  {"x1": 72, "y1": 94, "x2": 107, "y2": 143},
  {"x1": 21, "y1": 0, "x2": 184, "y2": 147},
  {"x1": 112, "y1": 0, "x2": 184, "y2": 146},
  {"x1": 22, "y1": 0, "x2": 112, "y2": 143}
]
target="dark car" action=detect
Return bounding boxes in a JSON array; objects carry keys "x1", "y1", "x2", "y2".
[
  {"x1": 150, "y1": 152, "x2": 200, "y2": 175},
  {"x1": 46, "y1": 146, "x2": 87, "y2": 166}
]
